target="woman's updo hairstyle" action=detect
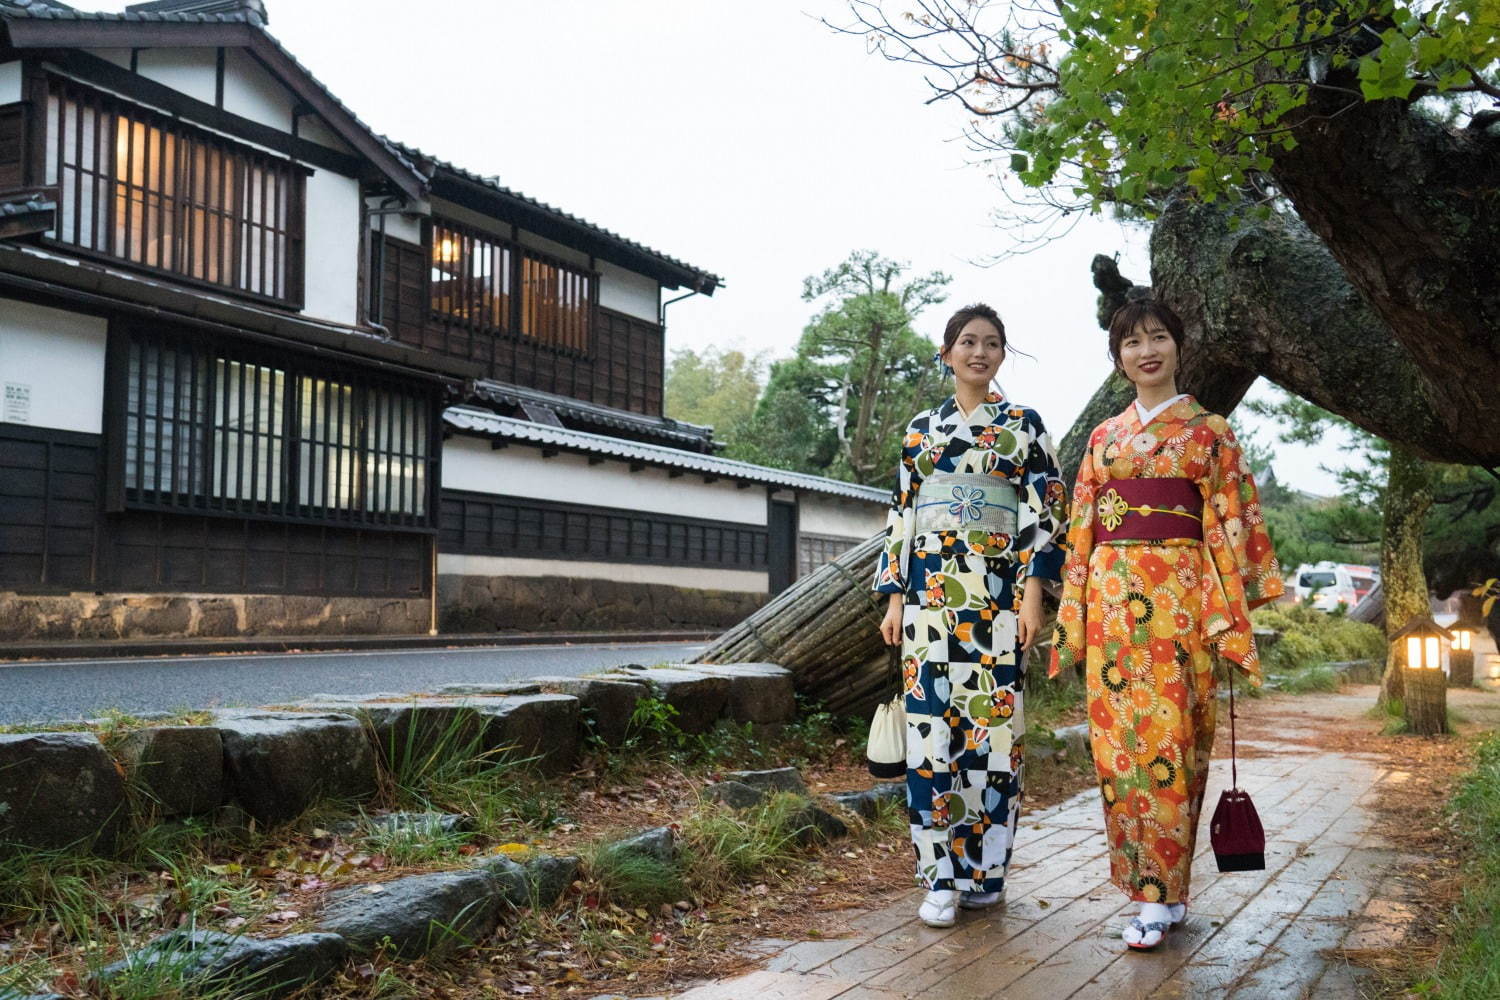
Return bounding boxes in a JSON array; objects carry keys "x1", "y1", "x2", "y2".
[
  {"x1": 941, "y1": 303, "x2": 1006, "y2": 358},
  {"x1": 1106, "y1": 300, "x2": 1186, "y2": 370}
]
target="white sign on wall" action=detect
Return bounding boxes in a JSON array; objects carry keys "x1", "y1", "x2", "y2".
[{"x1": 2, "y1": 382, "x2": 31, "y2": 424}]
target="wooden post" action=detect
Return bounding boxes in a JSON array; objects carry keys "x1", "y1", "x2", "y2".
[
  {"x1": 1403, "y1": 665, "x2": 1448, "y2": 735},
  {"x1": 1449, "y1": 648, "x2": 1475, "y2": 688}
]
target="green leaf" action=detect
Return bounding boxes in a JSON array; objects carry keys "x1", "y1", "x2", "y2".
[{"x1": 1009, "y1": 153, "x2": 1029, "y2": 174}]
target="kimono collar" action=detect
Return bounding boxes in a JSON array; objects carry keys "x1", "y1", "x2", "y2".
[
  {"x1": 1119, "y1": 393, "x2": 1201, "y2": 434},
  {"x1": 939, "y1": 390, "x2": 1006, "y2": 427}
]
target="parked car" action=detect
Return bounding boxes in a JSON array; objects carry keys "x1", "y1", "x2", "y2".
[{"x1": 1292, "y1": 562, "x2": 1380, "y2": 612}]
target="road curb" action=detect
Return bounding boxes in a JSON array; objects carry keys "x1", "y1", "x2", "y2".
[{"x1": 0, "y1": 630, "x2": 717, "y2": 664}]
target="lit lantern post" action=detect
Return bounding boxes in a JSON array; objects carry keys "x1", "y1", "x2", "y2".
[
  {"x1": 1395, "y1": 616, "x2": 1452, "y2": 735},
  {"x1": 1448, "y1": 611, "x2": 1483, "y2": 689}
]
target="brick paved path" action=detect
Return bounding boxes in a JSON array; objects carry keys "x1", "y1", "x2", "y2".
[{"x1": 674, "y1": 736, "x2": 1404, "y2": 1000}]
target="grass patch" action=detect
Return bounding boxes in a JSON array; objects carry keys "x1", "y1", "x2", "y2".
[
  {"x1": 587, "y1": 841, "x2": 688, "y2": 909},
  {"x1": 357, "y1": 820, "x2": 475, "y2": 867},
  {"x1": 681, "y1": 792, "x2": 809, "y2": 890},
  {"x1": 1278, "y1": 664, "x2": 1345, "y2": 694},
  {"x1": 1413, "y1": 732, "x2": 1500, "y2": 998}
]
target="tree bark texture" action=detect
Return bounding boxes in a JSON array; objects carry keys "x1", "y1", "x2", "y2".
[
  {"x1": 1380, "y1": 445, "x2": 1435, "y2": 705},
  {"x1": 1402, "y1": 665, "x2": 1449, "y2": 736},
  {"x1": 1148, "y1": 199, "x2": 1466, "y2": 464},
  {"x1": 1272, "y1": 91, "x2": 1500, "y2": 464}
]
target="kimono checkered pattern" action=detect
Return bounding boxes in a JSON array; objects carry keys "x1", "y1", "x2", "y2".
[{"x1": 874, "y1": 392, "x2": 1068, "y2": 892}]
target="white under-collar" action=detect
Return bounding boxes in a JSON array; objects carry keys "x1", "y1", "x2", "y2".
[{"x1": 1135, "y1": 393, "x2": 1188, "y2": 425}]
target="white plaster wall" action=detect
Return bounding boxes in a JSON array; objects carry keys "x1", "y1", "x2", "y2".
[
  {"x1": 301, "y1": 169, "x2": 361, "y2": 326},
  {"x1": 85, "y1": 49, "x2": 134, "y2": 70},
  {"x1": 439, "y1": 553, "x2": 769, "y2": 594},
  {"x1": 0, "y1": 61, "x2": 21, "y2": 104},
  {"x1": 797, "y1": 492, "x2": 886, "y2": 539},
  {"x1": 442, "y1": 435, "x2": 768, "y2": 525},
  {"x1": 298, "y1": 116, "x2": 354, "y2": 156},
  {"x1": 598, "y1": 260, "x2": 659, "y2": 323},
  {"x1": 134, "y1": 49, "x2": 217, "y2": 107},
  {"x1": 369, "y1": 206, "x2": 424, "y2": 246},
  {"x1": 0, "y1": 298, "x2": 108, "y2": 434},
  {"x1": 221, "y1": 48, "x2": 291, "y2": 132}
]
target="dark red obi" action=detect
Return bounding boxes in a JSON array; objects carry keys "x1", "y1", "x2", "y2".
[{"x1": 1093, "y1": 477, "x2": 1203, "y2": 542}]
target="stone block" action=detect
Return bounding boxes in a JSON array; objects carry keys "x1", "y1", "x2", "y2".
[
  {"x1": 96, "y1": 930, "x2": 345, "y2": 999},
  {"x1": 724, "y1": 767, "x2": 807, "y2": 796},
  {"x1": 665, "y1": 663, "x2": 796, "y2": 724},
  {"x1": 476, "y1": 694, "x2": 581, "y2": 773},
  {"x1": 295, "y1": 698, "x2": 487, "y2": 769},
  {"x1": 606, "y1": 826, "x2": 677, "y2": 865},
  {"x1": 868, "y1": 782, "x2": 905, "y2": 804},
  {"x1": 0, "y1": 733, "x2": 125, "y2": 853},
  {"x1": 473, "y1": 855, "x2": 530, "y2": 907},
  {"x1": 317, "y1": 870, "x2": 501, "y2": 957},
  {"x1": 603, "y1": 667, "x2": 729, "y2": 733},
  {"x1": 704, "y1": 780, "x2": 766, "y2": 810},
  {"x1": 825, "y1": 790, "x2": 878, "y2": 820},
  {"x1": 789, "y1": 802, "x2": 849, "y2": 845},
  {"x1": 115, "y1": 726, "x2": 225, "y2": 817},
  {"x1": 214, "y1": 712, "x2": 377, "y2": 826},
  {"x1": 526, "y1": 854, "x2": 581, "y2": 908}
]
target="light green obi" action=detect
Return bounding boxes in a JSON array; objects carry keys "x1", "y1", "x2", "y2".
[{"x1": 913, "y1": 473, "x2": 1019, "y2": 535}]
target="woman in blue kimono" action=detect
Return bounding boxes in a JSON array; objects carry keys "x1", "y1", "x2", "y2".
[{"x1": 875, "y1": 303, "x2": 1069, "y2": 928}]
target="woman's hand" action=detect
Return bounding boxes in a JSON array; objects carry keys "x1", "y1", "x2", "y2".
[
  {"x1": 1017, "y1": 576, "x2": 1045, "y2": 652},
  {"x1": 879, "y1": 593, "x2": 904, "y2": 646}
]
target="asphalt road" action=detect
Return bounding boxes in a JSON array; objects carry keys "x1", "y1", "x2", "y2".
[{"x1": 0, "y1": 641, "x2": 707, "y2": 725}]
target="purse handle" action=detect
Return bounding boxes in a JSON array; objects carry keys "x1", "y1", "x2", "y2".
[{"x1": 1227, "y1": 665, "x2": 1239, "y2": 791}]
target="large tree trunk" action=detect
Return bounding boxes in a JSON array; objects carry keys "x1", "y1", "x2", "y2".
[
  {"x1": 1272, "y1": 91, "x2": 1500, "y2": 461},
  {"x1": 1380, "y1": 445, "x2": 1435, "y2": 705}
]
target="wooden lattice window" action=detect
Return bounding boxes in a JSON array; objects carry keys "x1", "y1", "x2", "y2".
[
  {"x1": 116, "y1": 329, "x2": 436, "y2": 528},
  {"x1": 46, "y1": 76, "x2": 305, "y2": 303},
  {"x1": 426, "y1": 218, "x2": 595, "y2": 353}
]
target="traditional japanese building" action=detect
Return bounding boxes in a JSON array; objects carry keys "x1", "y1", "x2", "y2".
[{"x1": 0, "y1": 0, "x2": 884, "y2": 642}]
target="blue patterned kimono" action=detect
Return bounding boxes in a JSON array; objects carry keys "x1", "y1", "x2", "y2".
[{"x1": 873, "y1": 391, "x2": 1068, "y2": 892}]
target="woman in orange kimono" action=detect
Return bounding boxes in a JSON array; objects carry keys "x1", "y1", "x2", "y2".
[{"x1": 1049, "y1": 300, "x2": 1283, "y2": 951}]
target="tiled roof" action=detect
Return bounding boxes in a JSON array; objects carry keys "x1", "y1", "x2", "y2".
[
  {"x1": 471, "y1": 380, "x2": 717, "y2": 452},
  {"x1": 0, "y1": 1, "x2": 426, "y2": 186},
  {"x1": 388, "y1": 139, "x2": 722, "y2": 293},
  {"x1": 0, "y1": 194, "x2": 56, "y2": 217},
  {"x1": 0, "y1": 0, "x2": 262, "y2": 25},
  {"x1": 443, "y1": 406, "x2": 889, "y2": 504}
]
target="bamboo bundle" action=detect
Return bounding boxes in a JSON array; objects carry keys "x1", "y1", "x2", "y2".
[{"x1": 694, "y1": 533, "x2": 898, "y2": 717}]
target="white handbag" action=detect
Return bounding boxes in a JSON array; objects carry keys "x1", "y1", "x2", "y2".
[{"x1": 866, "y1": 693, "x2": 907, "y2": 779}]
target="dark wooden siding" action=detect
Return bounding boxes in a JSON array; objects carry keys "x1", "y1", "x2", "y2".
[
  {"x1": 0, "y1": 105, "x2": 24, "y2": 190},
  {"x1": 0, "y1": 424, "x2": 427, "y2": 596},
  {"x1": 440, "y1": 490, "x2": 767, "y2": 571},
  {"x1": 380, "y1": 234, "x2": 665, "y2": 417},
  {"x1": 107, "y1": 512, "x2": 429, "y2": 596},
  {"x1": 0, "y1": 425, "x2": 101, "y2": 590}
]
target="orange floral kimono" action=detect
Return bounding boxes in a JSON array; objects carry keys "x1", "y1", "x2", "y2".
[{"x1": 1049, "y1": 395, "x2": 1282, "y2": 904}]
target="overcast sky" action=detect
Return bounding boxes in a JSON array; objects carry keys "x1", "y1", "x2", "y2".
[{"x1": 92, "y1": 0, "x2": 1356, "y2": 492}]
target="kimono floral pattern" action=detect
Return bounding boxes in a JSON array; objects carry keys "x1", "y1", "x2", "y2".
[
  {"x1": 1049, "y1": 395, "x2": 1283, "y2": 904},
  {"x1": 874, "y1": 392, "x2": 1068, "y2": 892}
]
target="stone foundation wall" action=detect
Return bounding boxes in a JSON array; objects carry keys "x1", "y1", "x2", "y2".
[
  {"x1": 0, "y1": 593, "x2": 432, "y2": 642},
  {"x1": 437, "y1": 574, "x2": 766, "y2": 633}
]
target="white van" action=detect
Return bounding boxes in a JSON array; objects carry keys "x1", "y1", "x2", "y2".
[{"x1": 1293, "y1": 562, "x2": 1378, "y2": 612}]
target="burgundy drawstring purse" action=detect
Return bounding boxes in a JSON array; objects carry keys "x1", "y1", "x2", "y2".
[{"x1": 1210, "y1": 668, "x2": 1265, "y2": 872}]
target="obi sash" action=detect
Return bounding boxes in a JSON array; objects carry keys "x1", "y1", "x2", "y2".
[
  {"x1": 913, "y1": 473, "x2": 1019, "y2": 535},
  {"x1": 1094, "y1": 477, "x2": 1203, "y2": 542}
]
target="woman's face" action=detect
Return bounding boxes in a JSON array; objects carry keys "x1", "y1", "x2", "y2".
[
  {"x1": 945, "y1": 317, "x2": 1005, "y2": 392},
  {"x1": 1117, "y1": 319, "x2": 1179, "y2": 389}
]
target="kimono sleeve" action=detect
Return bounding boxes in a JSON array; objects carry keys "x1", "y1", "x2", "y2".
[
  {"x1": 1016, "y1": 412, "x2": 1069, "y2": 583},
  {"x1": 1049, "y1": 434, "x2": 1102, "y2": 678},
  {"x1": 872, "y1": 422, "x2": 924, "y2": 595},
  {"x1": 1198, "y1": 418, "x2": 1285, "y2": 680}
]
